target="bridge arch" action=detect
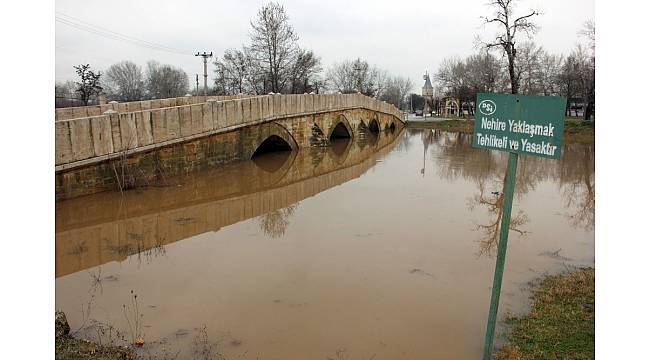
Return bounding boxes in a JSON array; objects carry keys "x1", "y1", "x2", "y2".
[
  {"x1": 328, "y1": 114, "x2": 353, "y2": 140},
  {"x1": 368, "y1": 118, "x2": 380, "y2": 133},
  {"x1": 250, "y1": 122, "x2": 298, "y2": 159},
  {"x1": 252, "y1": 135, "x2": 292, "y2": 157}
]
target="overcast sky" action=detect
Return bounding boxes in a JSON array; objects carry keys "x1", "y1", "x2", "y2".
[{"x1": 55, "y1": 0, "x2": 594, "y2": 92}]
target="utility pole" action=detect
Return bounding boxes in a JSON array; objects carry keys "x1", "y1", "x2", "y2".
[
  {"x1": 195, "y1": 51, "x2": 213, "y2": 96},
  {"x1": 195, "y1": 74, "x2": 199, "y2": 95}
]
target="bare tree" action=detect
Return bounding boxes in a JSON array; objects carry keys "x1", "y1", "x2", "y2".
[
  {"x1": 395, "y1": 76, "x2": 414, "y2": 109},
  {"x1": 214, "y1": 48, "x2": 249, "y2": 95},
  {"x1": 73, "y1": 64, "x2": 103, "y2": 106},
  {"x1": 481, "y1": 0, "x2": 540, "y2": 94},
  {"x1": 289, "y1": 48, "x2": 322, "y2": 94},
  {"x1": 537, "y1": 51, "x2": 563, "y2": 96},
  {"x1": 55, "y1": 80, "x2": 79, "y2": 108},
  {"x1": 464, "y1": 51, "x2": 505, "y2": 94},
  {"x1": 104, "y1": 61, "x2": 145, "y2": 101},
  {"x1": 326, "y1": 60, "x2": 357, "y2": 93},
  {"x1": 558, "y1": 45, "x2": 592, "y2": 118},
  {"x1": 248, "y1": 1, "x2": 299, "y2": 93},
  {"x1": 579, "y1": 19, "x2": 595, "y2": 120},
  {"x1": 145, "y1": 61, "x2": 189, "y2": 99},
  {"x1": 380, "y1": 76, "x2": 413, "y2": 109},
  {"x1": 515, "y1": 41, "x2": 544, "y2": 95},
  {"x1": 434, "y1": 52, "x2": 511, "y2": 114},
  {"x1": 558, "y1": 53, "x2": 580, "y2": 116},
  {"x1": 326, "y1": 58, "x2": 390, "y2": 97},
  {"x1": 373, "y1": 68, "x2": 391, "y2": 99},
  {"x1": 243, "y1": 47, "x2": 269, "y2": 95},
  {"x1": 579, "y1": 19, "x2": 595, "y2": 53},
  {"x1": 435, "y1": 57, "x2": 473, "y2": 114}
]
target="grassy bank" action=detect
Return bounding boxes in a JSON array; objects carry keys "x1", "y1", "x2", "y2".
[
  {"x1": 406, "y1": 119, "x2": 475, "y2": 133},
  {"x1": 406, "y1": 119, "x2": 594, "y2": 144},
  {"x1": 494, "y1": 267, "x2": 595, "y2": 360}
]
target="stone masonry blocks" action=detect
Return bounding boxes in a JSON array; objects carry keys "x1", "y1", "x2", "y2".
[
  {"x1": 69, "y1": 118, "x2": 94, "y2": 161},
  {"x1": 241, "y1": 98, "x2": 251, "y2": 125},
  {"x1": 248, "y1": 98, "x2": 259, "y2": 123},
  {"x1": 135, "y1": 111, "x2": 154, "y2": 147},
  {"x1": 72, "y1": 107, "x2": 88, "y2": 119},
  {"x1": 119, "y1": 113, "x2": 138, "y2": 150},
  {"x1": 202, "y1": 103, "x2": 214, "y2": 132},
  {"x1": 180, "y1": 106, "x2": 193, "y2": 137},
  {"x1": 165, "y1": 107, "x2": 181, "y2": 140},
  {"x1": 213, "y1": 101, "x2": 227, "y2": 129},
  {"x1": 152, "y1": 109, "x2": 167, "y2": 143},
  {"x1": 109, "y1": 113, "x2": 123, "y2": 152},
  {"x1": 90, "y1": 115, "x2": 114, "y2": 156},
  {"x1": 55, "y1": 121, "x2": 74, "y2": 165},
  {"x1": 191, "y1": 104, "x2": 203, "y2": 134}
]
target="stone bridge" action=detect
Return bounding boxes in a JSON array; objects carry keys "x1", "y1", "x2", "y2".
[
  {"x1": 55, "y1": 93, "x2": 404, "y2": 199},
  {"x1": 55, "y1": 129, "x2": 403, "y2": 277}
]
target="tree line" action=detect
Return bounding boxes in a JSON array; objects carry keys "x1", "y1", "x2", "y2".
[
  {"x1": 213, "y1": 2, "x2": 413, "y2": 107},
  {"x1": 56, "y1": 1, "x2": 413, "y2": 109},
  {"x1": 55, "y1": 60, "x2": 190, "y2": 107},
  {"x1": 430, "y1": 0, "x2": 595, "y2": 120}
]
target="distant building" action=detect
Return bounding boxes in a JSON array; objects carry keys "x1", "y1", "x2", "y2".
[
  {"x1": 422, "y1": 72, "x2": 434, "y2": 114},
  {"x1": 440, "y1": 96, "x2": 460, "y2": 116}
]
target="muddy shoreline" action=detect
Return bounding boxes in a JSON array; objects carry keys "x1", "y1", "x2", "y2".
[{"x1": 56, "y1": 311, "x2": 134, "y2": 360}]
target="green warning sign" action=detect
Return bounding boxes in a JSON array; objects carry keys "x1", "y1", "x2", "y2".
[{"x1": 472, "y1": 93, "x2": 566, "y2": 159}]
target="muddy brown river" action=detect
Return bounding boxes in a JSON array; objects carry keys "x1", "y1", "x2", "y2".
[{"x1": 55, "y1": 128, "x2": 594, "y2": 359}]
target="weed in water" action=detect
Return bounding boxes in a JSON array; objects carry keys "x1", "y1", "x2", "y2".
[
  {"x1": 192, "y1": 325, "x2": 225, "y2": 360},
  {"x1": 123, "y1": 290, "x2": 145, "y2": 347}
]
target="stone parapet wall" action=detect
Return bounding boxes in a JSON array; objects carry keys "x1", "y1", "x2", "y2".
[
  {"x1": 54, "y1": 94, "x2": 256, "y2": 121},
  {"x1": 55, "y1": 93, "x2": 404, "y2": 170}
]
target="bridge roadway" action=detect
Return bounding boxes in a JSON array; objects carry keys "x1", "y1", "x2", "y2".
[
  {"x1": 56, "y1": 128, "x2": 403, "y2": 277},
  {"x1": 55, "y1": 93, "x2": 404, "y2": 199}
]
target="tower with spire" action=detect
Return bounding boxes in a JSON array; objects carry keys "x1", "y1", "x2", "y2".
[{"x1": 422, "y1": 71, "x2": 434, "y2": 115}]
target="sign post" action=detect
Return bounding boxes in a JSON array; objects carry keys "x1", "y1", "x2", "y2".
[{"x1": 473, "y1": 93, "x2": 566, "y2": 360}]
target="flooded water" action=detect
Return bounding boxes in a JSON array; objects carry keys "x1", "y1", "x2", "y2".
[{"x1": 55, "y1": 128, "x2": 594, "y2": 359}]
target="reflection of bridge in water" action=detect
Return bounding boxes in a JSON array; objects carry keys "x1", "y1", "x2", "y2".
[{"x1": 56, "y1": 128, "x2": 403, "y2": 277}]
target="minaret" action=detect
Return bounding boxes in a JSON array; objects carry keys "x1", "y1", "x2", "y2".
[{"x1": 422, "y1": 71, "x2": 434, "y2": 115}]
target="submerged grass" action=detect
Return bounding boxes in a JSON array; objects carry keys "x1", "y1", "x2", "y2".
[
  {"x1": 56, "y1": 335, "x2": 134, "y2": 360},
  {"x1": 494, "y1": 267, "x2": 595, "y2": 360}
]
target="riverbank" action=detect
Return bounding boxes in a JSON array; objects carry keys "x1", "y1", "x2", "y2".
[
  {"x1": 494, "y1": 267, "x2": 595, "y2": 359},
  {"x1": 405, "y1": 119, "x2": 595, "y2": 143},
  {"x1": 55, "y1": 311, "x2": 134, "y2": 360}
]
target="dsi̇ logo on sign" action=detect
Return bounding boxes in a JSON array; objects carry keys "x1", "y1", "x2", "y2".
[{"x1": 478, "y1": 100, "x2": 496, "y2": 115}]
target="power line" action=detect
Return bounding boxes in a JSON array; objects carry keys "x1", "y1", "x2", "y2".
[
  {"x1": 56, "y1": 12, "x2": 187, "y2": 53},
  {"x1": 55, "y1": 12, "x2": 190, "y2": 54},
  {"x1": 56, "y1": 17, "x2": 189, "y2": 55},
  {"x1": 55, "y1": 12, "x2": 192, "y2": 56}
]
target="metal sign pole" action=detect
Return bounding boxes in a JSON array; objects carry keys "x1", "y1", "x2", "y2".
[{"x1": 482, "y1": 151, "x2": 519, "y2": 360}]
